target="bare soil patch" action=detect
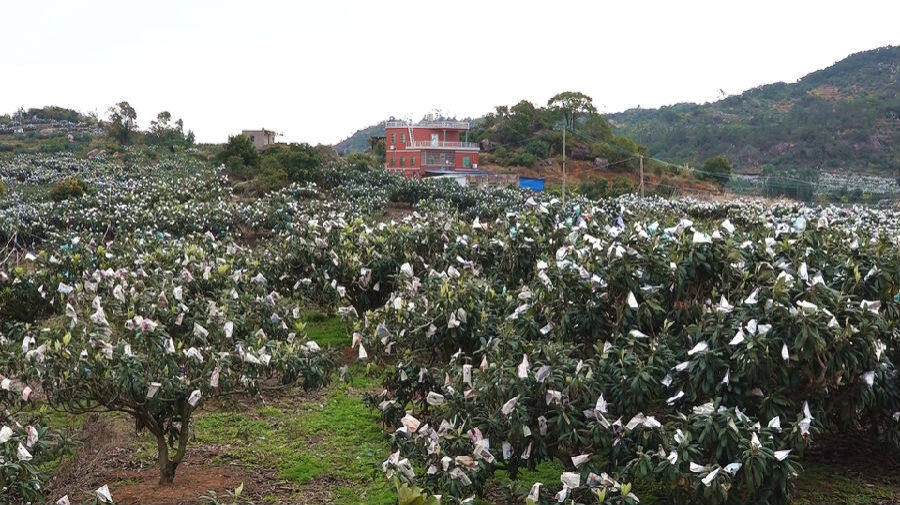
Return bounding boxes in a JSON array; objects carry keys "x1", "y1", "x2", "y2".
[
  {"x1": 42, "y1": 411, "x2": 296, "y2": 504},
  {"x1": 293, "y1": 475, "x2": 352, "y2": 504}
]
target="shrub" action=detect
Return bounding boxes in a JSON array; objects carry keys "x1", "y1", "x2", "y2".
[
  {"x1": 224, "y1": 155, "x2": 254, "y2": 180},
  {"x1": 215, "y1": 135, "x2": 259, "y2": 168},
  {"x1": 0, "y1": 282, "x2": 50, "y2": 324},
  {"x1": 0, "y1": 179, "x2": 6, "y2": 196},
  {"x1": 49, "y1": 177, "x2": 86, "y2": 201},
  {"x1": 40, "y1": 136, "x2": 69, "y2": 153},
  {"x1": 261, "y1": 143, "x2": 324, "y2": 184},
  {"x1": 579, "y1": 176, "x2": 637, "y2": 200},
  {"x1": 699, "y1": 156, "x2": 733, "y2": 184},
  {"x1": 345, "y1": 152, "x2": 381, "y2": 172},
  {"x1": 522, "y1": 139, "x2": 550, "y2": 158},
  {"x1": 510, "y1": 149, "x2": 539, "y2": 167},
  {"x1": 258, "y1": 163, "x2": 290, "y2": 192}
]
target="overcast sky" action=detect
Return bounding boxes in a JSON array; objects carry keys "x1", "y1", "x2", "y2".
[{"x1": 3, "y1": 0, "x2": 898, "y2": 145}]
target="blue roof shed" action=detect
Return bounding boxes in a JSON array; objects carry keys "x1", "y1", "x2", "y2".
[{"x1": 519, "y1": 177, "x2": 545, "y2": 192}]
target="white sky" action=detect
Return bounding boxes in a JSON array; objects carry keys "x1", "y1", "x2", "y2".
[{"x1": 3, "y1": 0, "x2": 898, "y2": 145}]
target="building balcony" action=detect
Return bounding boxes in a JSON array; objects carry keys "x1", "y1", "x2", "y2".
[
  {"x1": 406, "y1": 140, "x2": 479, "y2": 150},
  {"x1": 386, "y1": 120, "x2": 470, "y2": 130},
  {"x1": 421, "y1": 161, "x2": 456, "y2": 169}
]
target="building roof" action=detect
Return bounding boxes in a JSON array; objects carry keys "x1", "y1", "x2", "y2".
[
  {"x1": 385, "y1": 120, "x2": 470, "y2": 130},
  {"x1": 424, "y1": 169, "x2": 491, "y2": 176}
]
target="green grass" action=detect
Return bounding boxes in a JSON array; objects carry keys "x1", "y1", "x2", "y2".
[
  {"x1": 40, "y1": 410, "x2": 89, "y2": 431},
  {"x1": 299, "y1": 310, "x2": 350, "y2": 348},
  {"x1": 795, "y1": 463, "x2": 899, "y2": 505},
  {"x1": 193, "y1": 381, "x2": 392, "y2": 504},
  {"x1": 489, "y1": 460, "x2": 565, "y2": 494},
  {"x1": 289, "y1": 384, "x2": 393, "y2": 503}
]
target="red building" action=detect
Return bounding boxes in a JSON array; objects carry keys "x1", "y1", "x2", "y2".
[{"x1": 384, "y1": 119, "x2": 480, "y2": 178}]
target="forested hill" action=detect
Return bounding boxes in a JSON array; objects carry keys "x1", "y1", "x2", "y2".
[
  {"x1": 334, "y1": 121, "x2": 386, "y2": 154},
  {"x1": 608, "y1": 46, "x2": 900, "y2": 174}
]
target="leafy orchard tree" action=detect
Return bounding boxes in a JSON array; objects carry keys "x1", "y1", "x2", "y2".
[
  {"x1": 4, "y1": 246, "x2": 336, "y2": 484},
  {"x1": 700, "y1": 155, "x2": 734, "y2": 184},
  {"x1": 547, "y1": 91, "x2": 597, "y2": 130},
  {"x1": 0, "y1": 383, "x2": 69, "y2": 503},
  {"x1": 105, "y1": 101, "x2": 138, "y2": 145}
]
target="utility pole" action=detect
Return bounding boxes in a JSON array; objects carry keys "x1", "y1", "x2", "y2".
[
  {"x1": 562, "y1": 125, "x2": 567, "y2": 206},
  {"x1": 639, "y1": 155, "x2": 645, "y2": 198}
]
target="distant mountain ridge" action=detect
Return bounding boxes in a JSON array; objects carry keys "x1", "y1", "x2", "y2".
[
  {"x1": 335, "y1": 47, "x2": 899, "y2": 175},
  {"x1": 334, "y1": 121, "x2": 386, "y2": 154},
  {"x1": 608, "y1": 46, "x2": 900, "y2": 173}
]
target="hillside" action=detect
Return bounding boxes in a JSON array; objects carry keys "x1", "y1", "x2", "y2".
[
  {"x1": 333, "y1": 121, "x2": 386, "y2": 154},
  {"x1": 0, "y1": 106, "x2": 101, "y2": 153},
  {"x1": 608, "y1": 46, "x2": 900, "y2": 174}
]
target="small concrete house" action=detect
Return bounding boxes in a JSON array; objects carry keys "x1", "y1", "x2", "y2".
[{"x1": 241, "y1": 129, "x2": 277, "y2": 151}]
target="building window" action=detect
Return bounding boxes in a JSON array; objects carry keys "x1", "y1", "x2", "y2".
[
  {"x1": 400, "y1": 157, "x2": 405, "y2": 167},
  {"x1": 390, "y1": 156, "x2": 395, "y2": 166},
  {"x1": 401, "y1": 133, "x2": 406, "y2": 143},
  {"x1": 410, "y1": 157, "x2": 415, "y2": 166},
  {"x1": 250, "y1": 136, "x2": 255, "y2": 142},
  {"x1": 390, "y1": 133, "x2": 396, "y2": 144},
  {"x1": 463, "y1": 156, "x2": 472, "y2": 168}
]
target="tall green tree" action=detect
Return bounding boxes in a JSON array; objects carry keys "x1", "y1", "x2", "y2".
[
  {"x1": 106, "y1": 101, "x2": 137, "y2": 145},
  {"x1": 147, "y1": 111, "x2": 194, "y2": 150},
  {"x1": 548, "y1": 91, "x2": 597, "y2": 130}
]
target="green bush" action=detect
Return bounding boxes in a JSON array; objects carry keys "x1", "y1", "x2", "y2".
[
  {"x1": 0, "y1": 282, "x2": 50, "y2": 323},
  {"x1": 522, "y1": 139, "x2": 550, "y2": 158},
  {"x1": 49, "y1": 177, "x2": 86, "y2": 201},
  {"x1": 699, "y1": 156, "x2": 733, "y2": 184},
  {"x1": 345, "y1": 152, "x2": 382, "y2": 172},
  {"x1": 0, "y1": 143, "x2": 13, "y2": 152},
  {"x1": 578, "y1": 176, "x2": 637, "y2": 199},
  {"x1": 510, "y1": 149, "x2": 539, "y2": 167},
  {"x1": 39, "y1": 136, "x2": 69, "y2": 153},
  {"x1": 215, "y1": 135, "x2": 259, "y2": 168},
  {"x1": 259, "y1": 161, "x2": 290, "y2": 190},
  {"x1": 224, "y1": 155, "x2": 253, "y2": 180},
  {"x1": 261, "y1": 143, "x2": 324, "y2": 184},
  {"x1": 0, "y1": 179, "x2": 6, "y2": 196}
]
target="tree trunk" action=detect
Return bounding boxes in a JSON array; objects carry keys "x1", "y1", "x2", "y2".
[
  {"x1": 139, "y1": 402, "x2": 193, "y2": 485},
  {"x1": 157, "y1": 433, "x2": 177, "y2": 485}
]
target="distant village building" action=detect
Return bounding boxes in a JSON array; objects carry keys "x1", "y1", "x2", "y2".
[
  {"x1": 384, "y1": 119, "x2": 480, "y2": 178},
  {"x1": 241, "y1": 129, "x2": 278, "y2": 151}
]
